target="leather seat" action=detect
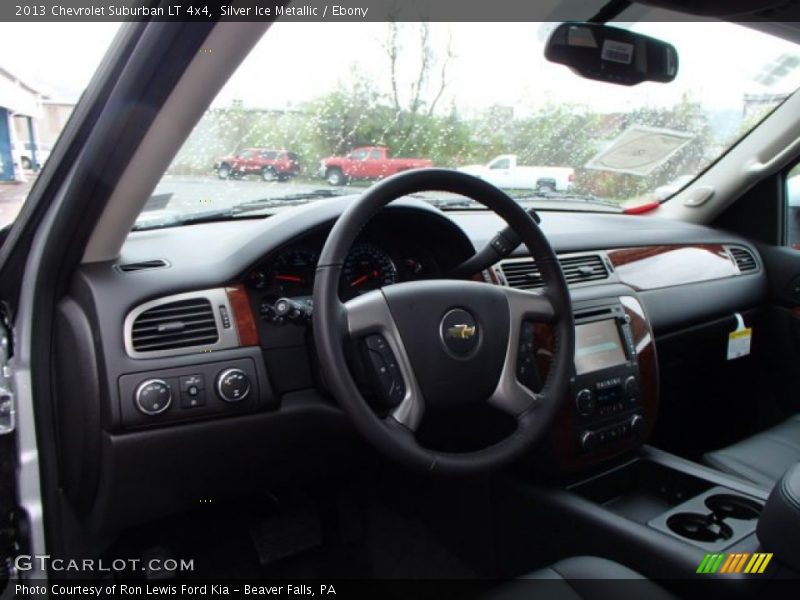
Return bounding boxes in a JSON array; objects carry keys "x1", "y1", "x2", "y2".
[
  {"x1": 489, "y1": 556, "x2": 675, "y2": 600},
  {"x1": 703, "y1": 415, "x2": 800, "y2": 489}
]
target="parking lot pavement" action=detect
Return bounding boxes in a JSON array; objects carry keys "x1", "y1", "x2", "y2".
[
  {"x1": 153, "y1": 174, "x2": 346, "y2": 213},
  {"x1": 152, "y1": 174, "x2": 454, "y2": 215},
  {"x1": 0, "y1": 176, "x2": 35, "y2": 228},
  {"x1": 1, "y1": 173, "x2": 454, "y2": 230}
]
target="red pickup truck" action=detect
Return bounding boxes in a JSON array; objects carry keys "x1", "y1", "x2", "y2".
[
  {"x1": 319, "y1": 146, "x2": 433, "y2": 186},
  {"x1": 214, "y1": 148, "x2": 301, "y2": 181}
]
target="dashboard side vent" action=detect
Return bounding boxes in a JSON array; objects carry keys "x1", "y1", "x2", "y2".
[
  {"x1": 131, "y1": 298, "x2": 218, "y2": 352},
  {"x1": 500, "y1": 254, "x2": 610, "y2": 290},
  {"x1": 729, "y1": 247, "x2": 758, "y2": 273},
  {"x1": 117, "y1": 259, "x2": 170, "y2": 273}
]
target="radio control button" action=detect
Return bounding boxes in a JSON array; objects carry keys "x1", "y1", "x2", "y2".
[
  {"x1": 630, "y1": 413, "x2": 644, "y2": 435},
  {"x1": 575, "y1": 388, "x2": 595, "y2": 416},
  {"x1": 580, "y1": 430, "x2": 597, "y2": 452},
  {"x1": 625, "y1": 376, "x2": 639, "y2": 401}
]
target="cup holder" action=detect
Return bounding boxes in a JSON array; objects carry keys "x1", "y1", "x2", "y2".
[
  {"x1": 705, "y1": 494, "x2": 763, "y2": 520},
  {"x1": 667, "y1": 512, "x2": 733, "y2": 542}
]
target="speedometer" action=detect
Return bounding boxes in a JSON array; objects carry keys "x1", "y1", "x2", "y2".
[{"x1": 343, "y1": 244, "x2": 398, "y2": 295}]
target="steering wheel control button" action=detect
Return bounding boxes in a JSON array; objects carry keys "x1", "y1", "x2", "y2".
[
  {"x1": 439, "y1": 308, "x2": 480, "y2": 359},
  {"x1": 135, "y1": 379, "x2": 172, "y2": 416},
  {"x1": 364, "y1": 335, "x2": 405, "y2": 406},
  {"x1": 216, "y1": 368, "x2": 251, "y2": 402},
  {"x1": 575, "y1": 388, "x2": 595, "y2": 416},
  {"x1": 516, "y1": 321, "x2": 543, "y2": 392}
]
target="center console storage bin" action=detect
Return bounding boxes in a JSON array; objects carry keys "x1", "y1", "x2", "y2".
[
  {"x1": 568, "y1": 456, "x2": 765, "y2": 550},
  {"x1": 568, "y1": 458, "x2": 713, "y2": 524}
]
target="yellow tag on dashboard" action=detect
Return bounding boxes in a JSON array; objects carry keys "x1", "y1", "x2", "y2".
[{"x1": 727, "y1": 313, "x2": 752, "y2": 360}]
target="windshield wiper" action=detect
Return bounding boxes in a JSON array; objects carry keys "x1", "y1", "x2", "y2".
[
  {"x1": 132, "y1": 189, "x2": 346, "y2": 230},
  {"x1": 513, "y1": 190, "x2": 622, "y2": 210},
  {"x1": 415, "y1": 195, "x2": 482, "y2": 210}
]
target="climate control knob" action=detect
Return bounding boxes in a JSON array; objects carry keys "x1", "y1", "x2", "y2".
[
  {"x1": 216, "y1": 368, "x2": 251, "y2": 403},
  {"x1": 135, "y1": 379, "x2": 172, "y2": 415}
]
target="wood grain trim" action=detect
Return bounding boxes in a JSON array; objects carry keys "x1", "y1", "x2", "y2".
[
  {"x1": 226, "y1": 285, "x2": 259, "y2": 347},
  {"x1": 536, "y1": 296, "x2": 659, "y2": 472},
  {"x1": 608, "y1": 244, "x2": 736, "y2": 290}
]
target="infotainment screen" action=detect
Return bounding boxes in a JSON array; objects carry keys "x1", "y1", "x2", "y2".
[{"x1": 574, "y1": 319, "x2": 628, "y2": 375}]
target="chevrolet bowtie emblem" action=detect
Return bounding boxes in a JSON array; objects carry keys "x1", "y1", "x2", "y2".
[{"x1": 447, "y1": 324, "x2": 477, "y2": 340}]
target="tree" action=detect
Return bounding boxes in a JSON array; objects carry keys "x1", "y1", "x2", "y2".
[{"x1": 383, "y1": 23, "x2": 455, "y2": 154}]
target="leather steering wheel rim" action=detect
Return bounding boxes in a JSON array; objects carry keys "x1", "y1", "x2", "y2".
[{"x1": 313, "y1": 169, "x2": 574, "y2": 476}]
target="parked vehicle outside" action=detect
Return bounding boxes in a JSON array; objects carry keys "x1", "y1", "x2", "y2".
[
  {"x1": 214, "y1": 148, "x2": 301, "y2": 181},
  {"x1": 319, "y1": 146, "x2": 433, "y2": 186},
  {"x1": 10, "y1": 141, "x2": 51, "y2": 171},
  {"x1": 458, "y1": 154, "x2": 575, "y2": 192}
]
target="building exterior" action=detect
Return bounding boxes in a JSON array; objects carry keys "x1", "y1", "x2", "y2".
[
  {"x1": 0, "y1": 66, "x2": 74, "y2": 182},
  {"x1": 0, "y1": 66, "x2": 43, "y2": 181}
]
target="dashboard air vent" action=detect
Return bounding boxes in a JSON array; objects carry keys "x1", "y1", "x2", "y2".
[
  {"x1": 729, "y1": 247, "x2": 758, "y2": 273},
  {"x1": 131, "y1": 298, "x2": 218, "y2": 352},
  {"x1": 500, "y1": 254, "x2": 609, "y2": 290},
  {"x1": 117, "y1": 259, "x2": 169, "y2": 273}
]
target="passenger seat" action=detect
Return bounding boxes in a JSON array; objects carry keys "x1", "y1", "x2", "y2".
[{"x1": 703, "y1": 415, "x2": 800, "y2": 488}]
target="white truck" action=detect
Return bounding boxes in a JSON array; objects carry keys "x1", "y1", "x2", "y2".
[{"x1": 458, "y1": 155, "x2": 575, "y2": 192}]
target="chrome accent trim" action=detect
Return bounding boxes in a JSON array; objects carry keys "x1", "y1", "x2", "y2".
[{"x1": 123, "y1": 288, "x2": 240, "y2": 359}]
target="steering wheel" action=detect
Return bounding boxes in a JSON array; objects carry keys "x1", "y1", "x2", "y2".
[{"x1": 313, "y1": 169, "x2": 574, "y2": 475}]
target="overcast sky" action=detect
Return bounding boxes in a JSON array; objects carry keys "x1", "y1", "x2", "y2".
[
  {"x1": 1, "y1": 19, "x2": 799, "y2": 116},
  {"x1": 217, "y1": 21, "x2": 800, "y2": 115}
]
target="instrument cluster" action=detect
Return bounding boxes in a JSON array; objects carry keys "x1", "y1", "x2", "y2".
[{"x1": 246, "y1": 240, "x2": 433, "y2": 325}]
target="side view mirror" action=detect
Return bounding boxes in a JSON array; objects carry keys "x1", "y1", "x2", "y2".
[{"x1": 545, "y1": 22, "x2": 678, "y2": 86}]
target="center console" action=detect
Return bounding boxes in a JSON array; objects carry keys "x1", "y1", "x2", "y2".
[
  {"x1": 529, "y1": 294, "x2": 659, "y2": 471},
  {"x1": 488, "y1": 446, "x2": 774, "y2": 582},
  {"x1": 569, "y1": 301, "x2": 642, "y2": 453},
  {"x1": 488, "y1": 291, "x2": 783, "y2": 581}
]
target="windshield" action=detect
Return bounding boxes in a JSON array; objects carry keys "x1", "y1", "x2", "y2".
[{"x1": 144, "y1": 20, "x2": 800, "y2": 227}]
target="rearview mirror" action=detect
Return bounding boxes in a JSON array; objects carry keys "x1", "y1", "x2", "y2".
[{"x1": 545, "y1": 22, "x2": 678, "y2": 86}]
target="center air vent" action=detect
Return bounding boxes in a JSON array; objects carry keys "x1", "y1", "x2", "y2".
[
  {"x1": 131, "y1": 297, "x2": 218, "y2": 353},
  {"x1": 728, "y1": 246, "x2": 758, "y2": 273},
  {"x1": 500, "y1": 254, "x2": 610, "y2": 290}
]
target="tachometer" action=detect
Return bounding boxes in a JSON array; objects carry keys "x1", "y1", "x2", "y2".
[
  {"x1": 270, "y1": 248, "x2": 319, "y2": 293},
  {"x1": 343, "y1": 244, "x2": 398, "y2": 294}
]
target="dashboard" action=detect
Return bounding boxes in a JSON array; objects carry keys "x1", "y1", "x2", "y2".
[{"x1": 59, "y1": 195, "x2": 768, "y2": 535}]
